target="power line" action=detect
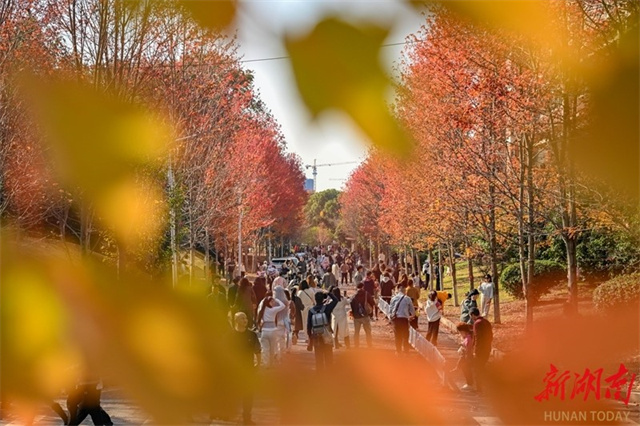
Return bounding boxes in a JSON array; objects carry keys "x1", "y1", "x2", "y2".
[{"x1": 239, "y1": 39, "x2": 417, "y2": 64}]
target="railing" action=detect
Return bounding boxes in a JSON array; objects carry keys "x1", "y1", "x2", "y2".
[
  {"x1": 378, "y1": 297, "x2": 390, "y2": 318},
  {"x1": 379, "y1": 296, "x2": 450, "y2": 386}
]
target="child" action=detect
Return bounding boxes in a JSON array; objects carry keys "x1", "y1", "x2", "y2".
[{"x1": 451, "y1": 322, "x2": 474, "y2": 390}]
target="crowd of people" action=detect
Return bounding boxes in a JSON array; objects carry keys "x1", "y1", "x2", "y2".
[
  {"x1": 203, "y1": 246, "x2": 495, "y2": 424},
  {"x1": 15, "y1": 246, "x2": 493, "y2": 426}
]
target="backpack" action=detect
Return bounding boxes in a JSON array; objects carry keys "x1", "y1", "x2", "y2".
[
  {"x1": 350, "y1": 295, "x2": 367, "y2": 319},
  {"x1": 310, "y1": 306, "x2": 329, "y2": 335}
]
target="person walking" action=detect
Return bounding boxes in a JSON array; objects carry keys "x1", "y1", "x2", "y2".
[
  {"x1": 307, "y1": 274, "x2": 318, "y2": 290},
  {"x1": 470, "y1": 307, "x2": 493, "y2": 391},
  {"x1": 389, "y1": 285, "x2": 416, "y2": 355},
  {"x1": 460, "y1": 289, "x2": 479, "y2": 324},
  {"x1": 422, "y1": 261, "x2": 431, "y2": 289},
  {"x1": 272, "y1": 271, "x2": 287, "y2": 289},
  {"x1": 231, "y1": 312, "x2": 261, "y2": 425},
  {"x1": 290, "y1": 287, "x2": 305, "y2": 344},
  {"x1": 331, "y1": 262, "x2": 341, "y2": 284},
  {"x1": 67, "y1": 377, "x2": 113, "y2": 426},
  {"x1": 478, "y1": 274, "x2": 494, "y2": 318},
  {"x1": 234, "y1": 278, "x2": 257, "y2": 327},
  {"x1": 396, "y1": 273, "x2": 410, "y2": 289},
  {"x1": 273, "y1": 286, "x2": 290, "y2": 354},
  {"x1": 353, "y1": 265, "x2": 364, "y2": 287},
  {"x1": 207, "y1": 283, "x2": 228, "y2": 313},
  {"x1": 307, "y1": 289, "x2": 339, "y2": 371},
  {"x1": 379, "y1": 273, "x2": 394, "y2": 306},
  {"x1": 363, "y1": 271, "x2": 379, "y2": 320},
  {"x1": 350, "y1": 282, "x2": 374, "y2": 348},
  {"x1": 406, "y1": 279, "x2": 421, "y2": 330},
  {"x1": 331, "y1": 287, "x2": 351, "y2": 349},
  {"x1": 253, "y1": 272, "x2": 268, "y2": 307},
  {"x1": 256, "y1": 294, "x2": 286, "y2": 368},
  {"x1": 425, "y1": 290, "x2": 443, "y2": 346},
  {"x1": 451, "y1": 322, "x2": 475, "y2": 390},
  {"x1": 322, "y1": 270, "x2": 337, "y2": 289},
  {"x1": 346, "y1": 258, "x2": 354, "y2": 283},
  {"x1": 340, "y1": 262, "x2": 349, "y2": 285},
  {"x1": 298, "y1": 280, "x2": 317, "y2": 341}
]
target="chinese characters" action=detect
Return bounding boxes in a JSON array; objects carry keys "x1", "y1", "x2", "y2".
[{"x1": 535, "y1": 364, "x2": 636, "y2": 405}]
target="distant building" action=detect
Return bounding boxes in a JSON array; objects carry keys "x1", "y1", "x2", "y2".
[{"x1": 304, "y1": 178, "x2": 315, "y2": 193}]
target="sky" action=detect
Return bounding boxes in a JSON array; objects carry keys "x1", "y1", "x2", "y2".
[{"x1": 234, "y1": 1, "x2": 426, "y2": 191}]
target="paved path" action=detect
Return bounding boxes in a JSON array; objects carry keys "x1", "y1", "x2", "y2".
[{"x1": 4, "y1": 281, "x2": 635, "y2": 425}]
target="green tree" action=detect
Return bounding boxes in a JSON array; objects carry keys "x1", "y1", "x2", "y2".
[{"x1": 304, "y1": 189, "x2": 341, "y2": 238}]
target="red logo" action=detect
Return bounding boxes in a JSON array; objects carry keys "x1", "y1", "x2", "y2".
[{"x1": 535, "y1": 364, "x2": 636, "y2": 406}]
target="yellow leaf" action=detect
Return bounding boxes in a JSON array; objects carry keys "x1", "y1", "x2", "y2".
[
  {"x1": 178, "y1": 0, "x2": 236, "y2": 30},
  {"x1": 22, "y1": 78, "x2": 171, "y2": 199},
  {"x1": 286, "y1": 17, "x2": 413, "y2": 156}
]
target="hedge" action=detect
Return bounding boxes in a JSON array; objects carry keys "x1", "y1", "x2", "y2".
[
  {"x1": 501, "y1": 260, "x2": 566, "y2": 301},
  {"x1": 593, "y1": 272, "x2": 640, "y2": 311}
]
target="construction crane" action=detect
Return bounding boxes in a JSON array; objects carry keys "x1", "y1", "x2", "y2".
[{"x1": 305, "y1": 159, "x2": 358, "y2": 192}]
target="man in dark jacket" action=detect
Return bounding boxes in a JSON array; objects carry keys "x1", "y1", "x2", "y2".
[
  {"x1": 470, "y1": 307, "x2": 493, "y2": 391},
  {"x1": 307, "y1": 287, "x2": 339, "y2": 371},
  {"x1": 379, "y1": 273, "x2": 394, "y2": 305},
  {"x1": 227, "y1": 276, "x2": 240, "y2": 310},
  {"x1": 350, "y1": 282, "x2": 375, "y2": 348},
  {"x1": 460, "y1": 289, "x2": 479, "y2": 324},
  {"x1": 362, "y1": 271, "x2": 379, "y2": 320}
]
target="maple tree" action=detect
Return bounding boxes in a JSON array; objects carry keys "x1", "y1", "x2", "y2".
[{"x1": 341, "y1": 2, "x2": 638, "y2": 325}]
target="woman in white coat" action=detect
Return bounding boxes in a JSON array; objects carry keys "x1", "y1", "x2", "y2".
[
  {"x1": 330, "y1": 287, "x2": 351, "y2": 349},
  {"x1": 298, "y1": 280, "x2": 317, "y2": 342},
  {"x1": 256, "y1": 294, "x2": 286, "y2": 367}
]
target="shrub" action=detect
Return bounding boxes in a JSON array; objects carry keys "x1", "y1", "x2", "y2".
[
  {"x1": 593, "y1": 273, "x2": 640, "y2": 311},
  {"x1": 501, "y1": 260, "x2": 566, "y2": 301}
]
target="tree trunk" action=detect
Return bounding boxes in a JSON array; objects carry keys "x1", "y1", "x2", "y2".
[
  {"x1": 526, "y1": 130, "x2": 536, "y2": 326},
  {"x1": 428, "y1": 248, "x2": 434, "y2": 291},
  {"x1": 448, "y1": 241, "x2": 459, "y2": 306},
  {"x1": 188, "y1": 198, "x2": 194, "y2": 286},
  {"x1": 437, "y1": 243, "x2": 443, "y2": 291},
  {"x1": 168, "y1": 159, "x2": 178, "y2": 289},
  {"x1": 518, "y1": 136, "x2": 533, "y2": 327},
  {"x1": 564, "y1": 235, "x2": 578, "y2": 306},
  {"x1": 467, "y1": 254, "x2": 475, "y2": 290},
  {"x1": 413, "y1": 248, "x2": 421, "y2": 282},
  {"x1": 489, "y1": 184, "x2": 501, "y2": 324},
  {"x1": 204, "y1": 228, "x2": 210, "y2": 282}
]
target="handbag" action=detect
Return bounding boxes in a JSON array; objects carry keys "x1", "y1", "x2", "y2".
[{"x1": 321, "y1": 327, "x2": 333, "y2": 345}]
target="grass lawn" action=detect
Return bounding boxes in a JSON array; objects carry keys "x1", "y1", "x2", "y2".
[{"x1": 427, "y1": 260, "x2": 599, "y2": 353}]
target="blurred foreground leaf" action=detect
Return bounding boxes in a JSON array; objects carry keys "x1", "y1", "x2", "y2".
[
  {"x1": 21, "y1": 78, "x2": 171, "y2": 246},
  {"x1": 438, "y1": 1, "x2": 554, "y2": 43},
  {"x1": 23, "y1": 79, "x2": 170, "y2": 197},
  {"x1": 286, "y1": 17, "x2": 413, "y2": 156},
  {"x1": 0, "y1": 235, "x2": 251, "y2": 423},
  {"x1": 178, "y1": 0, "x2": 236, "y2": 31},
  {"x1": 577, "y1": 23, "x2": 639, "y2": 201}
]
